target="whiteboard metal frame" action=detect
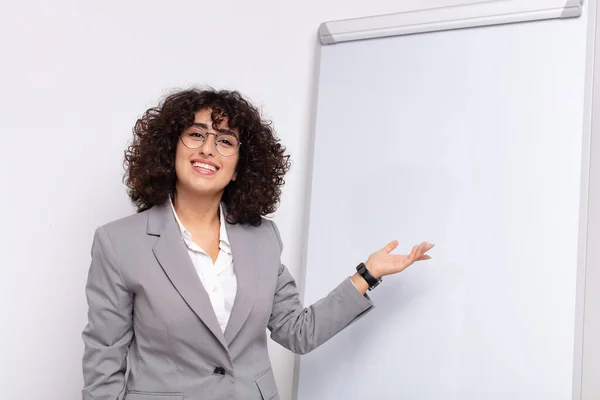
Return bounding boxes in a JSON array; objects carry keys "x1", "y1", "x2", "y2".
[
  {"x1": 319, "y1": 0, "x2": 584, "y2": 44},
  {"x1": 577, "y1": 1, "x2": 600, "y2": 398}
]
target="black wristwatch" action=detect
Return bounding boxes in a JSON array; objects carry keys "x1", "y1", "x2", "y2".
[{"x1": 356, "y1": 262, "x2": 382, "y2": 291}]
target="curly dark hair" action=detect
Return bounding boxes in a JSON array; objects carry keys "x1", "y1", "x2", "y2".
[{"x1": 124, "y1": 88, "x2": 291, "y2": 226}]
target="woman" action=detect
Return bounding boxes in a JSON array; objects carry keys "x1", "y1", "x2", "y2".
[{"x1": 81, "y1": 88, "x2": 434, "y2": 400}]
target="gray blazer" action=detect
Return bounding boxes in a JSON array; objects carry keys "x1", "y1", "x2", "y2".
[{"x1": 82, "y1": 203, "x2": 374, "y2": 400}]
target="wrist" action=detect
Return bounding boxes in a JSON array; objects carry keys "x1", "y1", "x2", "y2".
[
  {"x1": 356, "y1": 262, "x2": 382, "y2": 291},
  {"x1": 351, "y1": 272, "x2": 369, "y2": 295},
  {"x1": 365, "y1": 261, "x2": 382, "y2": 279}
]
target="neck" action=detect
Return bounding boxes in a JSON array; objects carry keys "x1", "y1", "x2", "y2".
[{"x1": 172, "y1": 186, "x2": 222, "y2": 231}]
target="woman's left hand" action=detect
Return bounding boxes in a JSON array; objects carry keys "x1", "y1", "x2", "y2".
[{"x1": 365, "y1": 240, "x2": 434, "y2": 279}]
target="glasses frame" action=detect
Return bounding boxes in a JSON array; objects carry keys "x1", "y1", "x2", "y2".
[{"x1": 179, "y1": 131, "x2": 242, "y2": 157}]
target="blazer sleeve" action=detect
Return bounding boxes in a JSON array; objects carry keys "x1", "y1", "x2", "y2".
[
  {"x1": 266, "y1": 220, "x2": 374, "y2": 355},
  {"x1": 81, "y1": 226, "x2": 134, "y2": 400}
]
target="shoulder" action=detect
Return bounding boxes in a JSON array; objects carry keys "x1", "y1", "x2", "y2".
[
  {"x1": 100, "y1": 208, "x2": 151, "y2": 235},
  {"x1": 229, "y1": 216, "x2": 283, "y2": 254},
  {"x1": 261, "y1": 217, "x2": 283, "y2": 251},
  {"x1": 259, "y1": 217, "x2": 284, "y2": 255},
  {"x1": 92, "y1": 208, "x2": 153, "y2": 253}
]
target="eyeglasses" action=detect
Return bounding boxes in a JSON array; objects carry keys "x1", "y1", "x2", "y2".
[{"x1": 180, "y1": 129, "x2": 241, "y2": 157}]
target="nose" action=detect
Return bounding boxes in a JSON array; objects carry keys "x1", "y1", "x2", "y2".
[{"x1": 198, "y1": 133, "x2": 216, "y2": 156}]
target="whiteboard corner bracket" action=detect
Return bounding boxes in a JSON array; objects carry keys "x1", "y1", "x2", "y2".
[
  {"x1": 319, "y1": 22, "x2": 337, "y2": 45},
  {"x1": 561, "y1": 0, "x2": 584, "y2": 18}
]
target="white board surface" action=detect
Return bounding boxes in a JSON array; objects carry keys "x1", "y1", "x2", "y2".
[{"x1": 297, "y1": 3, "x2": 592, "y2": 400}]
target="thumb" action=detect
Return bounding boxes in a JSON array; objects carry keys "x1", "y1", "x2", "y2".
[{"x1": 383, "y1": 240, "x2": 399, "y2": 253}]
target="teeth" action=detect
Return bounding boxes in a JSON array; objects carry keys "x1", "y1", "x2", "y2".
[{"x1": 193, "y1": 162, "x2": 217, "y2": 172}]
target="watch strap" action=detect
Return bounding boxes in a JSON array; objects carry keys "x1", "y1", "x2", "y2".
[{"x1": 356, "y1": 262, "x2": 382, "y2": 290}]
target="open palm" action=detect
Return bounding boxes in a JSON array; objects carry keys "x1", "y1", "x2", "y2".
[{"x1": 365, "y1": 240, "x2": 434, "y2": 279}]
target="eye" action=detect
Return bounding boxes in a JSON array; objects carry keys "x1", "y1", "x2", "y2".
[
  {"x1": 217, "y1": 135, "x2": 236, "y2": 147},
  {"x1": 188, "y1": 131, "x2": 205, "y2": 139}
]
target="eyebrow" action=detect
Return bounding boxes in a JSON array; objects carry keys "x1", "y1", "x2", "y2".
[{"x1": 190, "y1": 122, "x2": 238, "y2": 137}]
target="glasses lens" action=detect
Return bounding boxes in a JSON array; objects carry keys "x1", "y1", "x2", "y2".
[
  {"x1": 182, "y1": 132, "x2": 205, "y2": 149},
  {"x1": 215, "y1": 134, "x2": 239, "y2": 157}
]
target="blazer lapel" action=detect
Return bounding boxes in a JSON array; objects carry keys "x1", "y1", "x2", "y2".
[
  {"x1": 148, "y1": 204, "x2": 228, "y2": 351},
  {"x1": 224, "y1": 218, "x2": 260, "y2": 344}
]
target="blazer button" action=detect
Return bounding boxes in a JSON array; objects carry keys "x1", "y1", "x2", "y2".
[{"x1": 214, "y1": 367, "x2": 225, "y2": 375}]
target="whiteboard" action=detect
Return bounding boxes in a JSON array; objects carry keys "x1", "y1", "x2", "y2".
[
  {"x1": 297, "y1": 2, "x2": 595, "y2": 400},
  {"x1": 319, "y1": 0, "x2": 584, "y2": 44}
]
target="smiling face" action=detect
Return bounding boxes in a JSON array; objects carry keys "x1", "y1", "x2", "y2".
[{"x1": 174, "y1": 108, "x2": 240, "y2": 200}]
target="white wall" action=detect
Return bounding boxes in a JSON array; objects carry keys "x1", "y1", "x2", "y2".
[{"x1": 0, "y1": 1, "x2": 499, "y2": 399}]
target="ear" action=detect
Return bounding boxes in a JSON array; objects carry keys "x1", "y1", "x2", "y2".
[{"x1": 231, "y1": 171, "x2": 238, "y2": 181}]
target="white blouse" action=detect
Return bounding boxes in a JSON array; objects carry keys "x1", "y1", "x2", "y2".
[{"x1": 169, "y1": 200, "x2": 237, "y2": 333}]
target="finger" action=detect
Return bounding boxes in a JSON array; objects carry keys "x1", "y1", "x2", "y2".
[
  {"x1": 396, "y1": 249, "x2": 416, "y2": 270},
  {"x1": 409, "y1": 245, "x2": 418, "y2": 258},
  {"x1": 417, "y1": 244, "x2": 433, "y2": 260},
  {"x1": 383, "y1": 240, "x2": 399, "y2": 253},
  {"x1": 414, "y1": 242, "x2": 424, "y2": 258},
  {"x1": 418, "y1": 242, "x2": 432, "y2": 257},
  {"x1": 408, "y1": 245, "x2": 419, "y2": 263},
  {"x1": 417, "y1": 255, "x2": 432, "y2": 261}
]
